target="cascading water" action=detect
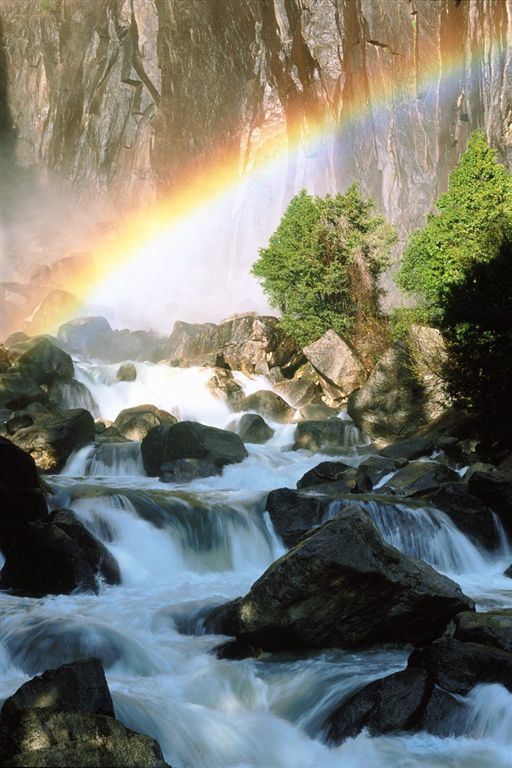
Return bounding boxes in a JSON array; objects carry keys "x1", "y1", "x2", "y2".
[{"x1": 2, "y1": 359, "x2": 511, "y2": 768}]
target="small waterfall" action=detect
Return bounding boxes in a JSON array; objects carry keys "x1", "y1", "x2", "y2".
[
  {"x1": 51, "y1": 378, "x2": 100, "y2": 418},
  {"x1": 61, "y1": 442, "x2": 144, "y2": 477},
  {"x1": 325, "y1": 498, "x2": 504, "y2": 575},
  {"x1": 460, "y1": 684, "x2": 512, "y2": 746}
]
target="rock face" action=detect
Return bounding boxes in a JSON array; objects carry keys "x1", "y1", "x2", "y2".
[
  {"x1": 14, "y1": 338, "x2": 74, "y2": 385},
  {"x1": 304, "y1": 330, "x2": 365, "y2": 401},
  {"x1": 468, "y1": 470, "x2": 512, "y2": 536},
  {"x1": 0, "y1": 437, "x2": 48, "y2": 550},
  {"x1": 165, "y1": 315, "x2": 301, "y2": 376},
  {"x1": 205, "y1": 506, "x2": 473, "y2": 653},
  {"x1": 0, "y1": 659, "x2": 170, "y2": 768},
  {"x1": 1, "y1": 509, "x2": 121, "y2": 597},
  {"x1": 141, "y1": 421, "x2": 248, "y2": 480},
  {"x1": 11, "y1": 408, "x2": 95, "y2": 472},
  {"x1": 0, "y1": 373, "x2": 47, "y2": 411},
  {"x1": 113, "y1": 404, "x2": 177, "y2": 441},
  {"x1": 57, "y1": 317, "x2": 166, "y2": 363}
]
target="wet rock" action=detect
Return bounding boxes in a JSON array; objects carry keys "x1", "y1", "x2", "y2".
[
  {"x1": 355, "y1": 455, "x2": 398, "y2": 488},
  {"x1": 0, "y1": 438, "x2": 48, "y2": 550},
  {"x1": 296, "y1": 403, "x2": 341, "y2": 421},
  {"x1": 468, "y1": 470, "x2": 512, "y2": 536},
  {"x1": 5, "y1": 412, "x2": 34, "y2": 435},
  {"x1": 58, "y1": 316, "x2": 113, "y2": 358},
  {"x1": 205, "y1": 506, "x2": 473, "y2": 653},
  {"x1": 296, "y1": 461, "x2": 363, "y2": 493},
  {"x1": 505, "y1": 564, "x2": 512, "y2": 578},
  {"x1": 423, "y1": 483, "x2": 502, "y2": 550},
  {"x1": 11, "y1": 408, "x2": 95, "y2": 473},
  {"x1": 116, "y1": 362, "x2": 137, "y2": 382},
  {"x1": 237, "y1": 390, "x2": 296, "y2": 423},
  {"x1": 15, "y1": 338, "x2": 74, "y2": 386},
  {"x1": 0, "y1": 509, "x2": 121, "y2": 597},
  {"x1": 207, "y1": 368, "x2": 245, "y2": 405},
  {"x1": 408, "y1": 638, "x2": 512, "y2": 694},
  {"x1": 113, "y1": 404, "x2": 177, "y2": 441},
  {"x1": 265, "y1": 487, "x2": 330, "y2": 547},
  {"x1": 381, "y1": 461, "x2": 459, "y2": 497},
  {"x1": 274, "y1": 377, "x2": 322, "y2": 409},
  {"x1": 237, "y1": 413, "x2": 274, "y2": 444},
  {"x1": 141, "y1": 421, "x2": 248, "y2": 479},
  {"x1": 304, "y1": 330, "x2": 365, "y2": 400},
  {"x1": 453, "y1": 610, "x2": 512, "y2": 653},
  {"x1": 0, "y1": 372, "x2": 47, "y2": 411},
  {"x1": 0, "y1": 659, "x2": 170, "y2": 768},
  {"x1": 380, "y1": 436, "x2": 435, "y2": 461},
  {"x1": 0, "y1": 344, "x2": 12, "y2": 373},
  {"x1": 292, "y1": 419, "x2": 361, "y2": 452}
]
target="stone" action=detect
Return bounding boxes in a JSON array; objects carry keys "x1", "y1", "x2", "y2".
[
  {"x1": 15, "y1": 338, "x2": 74, "y2": 385},
  {"x1": 116, "y1": 362, "x2": 137, "y2": 382},
  {"x1": 0, "y1": 344, "x2": 12, "y2": 373},
  {"x1": 113, "y1": 404, "x2": 177, "y2": 441},
  {"x1": 0, "y1": 509, "x2": 121, "y2": 597},
  {"x1": 304, "y1": 330, "x2": 365, "y2": 399},
  {"x1": 0, "y1": 659, "x2": 170, "y2": 768},
  {"x1": 380, "y1": 436, "x2": 434, "y2": 461},
  {"x1": 237, "y1": 390, "x2": 296, "y2": 423},
  {"x1": 236, "y1": 413, "x2": 274, "y2": 444},
  {"x1": 6, "y1": 412, "x2": 34, "y2": 435},
  {"x1": 453, "y1": 610, "x2": 512, "y2": 653},
  {"x1": 506, "y1": 564, "x2": 512, "y2": 578},
  {"x1": 274, "y1": 378, "x2": 322, "y2": 409},
  {"x1": 0, "y1": 438, "x2": 48, "y2": 550},
  {"x1": 207, "y1": 368, "x2": 245, "y2": 405},
  {"x1": 11, "y1": 408, "x2": 95, "y2": 473},
  {"x1": 141, "y1": 421, "x2": 248, "y2": 479},
  {"x1": 468, "y1": 470, "x2": 512, "y2": 536},
  {"x1": 296, "y1": 403, "x2": 341, "y2": 421},
  {"x1": 380, "y1": 461, "x2": 459, "y2": 497},
  {"x1": 205, "y1": 506, "x2": 473, "y2": 653},
  {"x1": 423, "y1": 483, "x2": 502, "y2": 550},
  {"x1": 292, "y1": 419, "x2": 361, "y2": 452},
  {"x1": 355, "y1": 455, "x2": 398, "y2": 488},
  {"x1": 408, "y1": 638, "x2": 512, "y2": 694},
  {"x1": 265, "y1": 487, "x2": 330, "y2": 547},
  {"x1": 296, "y1": 461, "x2": 362, "y2": 492},
  {"x1": 0, "y1": 373, "x2": 47, "y2": 411},
  {"x1": 58, "y1": 316, "x2": 113, "y2": 358}
]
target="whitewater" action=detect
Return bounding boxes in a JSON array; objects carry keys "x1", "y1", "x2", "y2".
[{"x1": 1, "y1": 360, "x2": 511, "y2": 768}]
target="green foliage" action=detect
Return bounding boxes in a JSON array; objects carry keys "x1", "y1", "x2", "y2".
[
  {"x1": 252, "y1": 185, "x2": 396, "y2": 347},
  {"x1": 396, "y1": 131, "x2": 512, "y2": 424},
  {"x1": 396, "y1": 131, "x2": 512, "y2": 324}
]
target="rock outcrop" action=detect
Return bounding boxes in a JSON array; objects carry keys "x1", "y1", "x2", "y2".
[
  {"x1": 113, "y1": 404, "x2": 177, "y2": 441},
  {"x1": 304, "y1": 330, "x2": 365, "y2": 402}
]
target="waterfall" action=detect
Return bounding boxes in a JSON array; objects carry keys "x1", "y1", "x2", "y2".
[{"x1": 61, "y1": 442, "x2": 144, "y2": 477}]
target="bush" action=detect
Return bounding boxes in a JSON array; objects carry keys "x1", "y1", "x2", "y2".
[{"x1": 252, "y1": 185, "x2": 396, "y2": 348}]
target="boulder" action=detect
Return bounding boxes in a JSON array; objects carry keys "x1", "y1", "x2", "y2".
[
  {"x1": 380, "y1": 461, "x2": 459, "y2": 497},
  {"x1": 506, "y1": 564, "x2": 512, "y2": 578},
  {"x1": 296, "y1": 461, "x2": 363, "y2": 493},
  {"x1": 355, "y1": 455, "x2": 398, "y2": 488},
  {"x1": 0, "y1": 438, "x2": 48, "y2": 550},
  {"x1": 141, "y1": 421, "x2": 248, "y2": 479},
  {"x1": 0, "y1": 659, "x2": 170, "y2": 768},
  {"x1": 236, "y1": 413, "x2": 274, "y2": 444},
  {"x1": 205, "y1": 506, "x2": 473, "y2": 653},
  {"x1": 0, "y1": 344, "x2": 12, "y2": 373},
  {"x1": 58, "y1": 316, "x2": 113, "y2": 358},
  {"x1": 296, "y1": 403, "x2": 341, "y2": 421},
  {"x1": 11, "y1": 408, "x2": 95, "y2": 473},
  {"x1": 468, "y1": 470, "x2": 512, "y2": 536},
  {"x1": 15, "y1": 338, "x2": 74, "y2": 385},
  {"x1": 292, "y1": 419, "x2": 362, "y2": 452},
  {"x1": 207, "y1": 368, "x2": 245, "y2": 405},
  {"x1": 423, "y1": 483, "x2": 502, "y2": 550},
  {"x1": 237, "y1": 390, "x2": 295, "y2": 423},
  {"x1": 6, "y1": 412, "x2": 34, "y2": 435},
  {"x1": 408, "y1": 637, "x2": 512, "y2": 694},
  {"x1": 380, "y1": 436, "x2": 434, "y2": 461},
  {"x1": 0, "y1": 372, "x2": 47, "y2": 410},
  {"x1": 304, "y1": 330, "x2": 365, "y2": 400},
  {"x1": 116, "y1": 362, "x2": 137, "y2": 382},
  {"x1": 0, "y1": 509, "x2": 121, "y2": 597},
  {"x1": 265, "y1": 487, "x2": 330, "y2": 547},
  {"x1": 113, "y1": 404, "x2": 177, "y2": 441},
  {"x1": 274, "y1": 378, "x2": 322, "y2": 409},
  {"x1": 453, "y1": 610, "x2": 512, "y2": 653},
  {"x1": 165, "y1": 314, "x2": 302, "y2": 376}
]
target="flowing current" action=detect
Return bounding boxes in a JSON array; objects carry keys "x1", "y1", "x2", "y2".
[{"x1": 2, "y1": 360, "x2": 512, "y2": 768}]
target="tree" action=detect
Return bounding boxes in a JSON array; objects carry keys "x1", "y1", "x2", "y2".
[{"x1": 252, "y1": 185, "x2": 396, "y2": 348}]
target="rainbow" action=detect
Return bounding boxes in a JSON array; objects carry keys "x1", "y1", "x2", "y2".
[{"x1": 26, "y1": 28, "x2": 507, "y2": 336}]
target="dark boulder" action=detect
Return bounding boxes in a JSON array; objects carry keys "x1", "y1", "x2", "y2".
[
  {"x1": 265, "y1": 487, "x2": 330, "y2": 547},
  {"x1": 237, "y1": 390, "x2": 295, "y2": 423},
  {"x1": 205, "y1": 506, "x2": 473, "y2": 653},
  {"x1": 141, "y1": 421, "x2": 248, "y2": 479},
  {"x1": 296, "y1": 461, "x2": 364, "y2": 493},
  {"x1": 1, "y1": 509, "x2": 121, "y2": 597},
  {"x1": 11, "y1": 408, "x2": 95, "y2": 473},
  {"x1": 0, "y1": 373, "x2": 47, "y2": 411},
  {"x1": 58, "y1": 316, "x2": 113, "y2": 358},
  {"x1": 116, "y1": 362, "x2": 137, "y2": 382},
  {"x1": 237, "y1": 413, "x2": 274, "y2": 444},
  {"x1": 506, "y1": 564, "x2": 512, "y2": 578},
  {"x1": 408, "y1": 637, "x2": 512, "y2": 694},
  {"x1": 6, "y1": 412, "x2": 34, "y2": 435},
  {"x1": 293, "y1": 419, "x2": 363, "y2": 452},
  {"x1": 15, "y1": 338, "x2": 74, "y2": 386},
  {"x1": 453, "y1": 610, "x2": 512, "y2": 653},
  {"x1": 0, "y1": 659, "x2": 170, "y2": 768},
  {"x1": 468, "y1": 470, "x2": 512, "y2": 536},
  {"x1": 113, "y1": 404, "x2": 177, "y2": 441},
  {"x1": 355, "y1": 455, "x2": 398, "y2": 488},
  {"x1": 380, "y1": 436, "x2": 434, "y2": 461},
  {"x1": 381, "y1": 461, "x2": 459, "y2": 497},
  {"x1": 423, "y1": 483, "x2": 502, "y2": 550},
  {"x1": 0, "y1": 438, "x2": 48, "y2": 550}
]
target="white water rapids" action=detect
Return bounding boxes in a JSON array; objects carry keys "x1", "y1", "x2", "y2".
[{"x1": 1, "y1": 360, "x2": 512, "y2": 768}]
